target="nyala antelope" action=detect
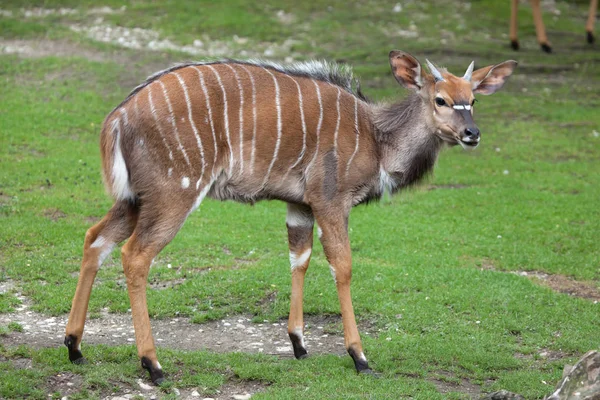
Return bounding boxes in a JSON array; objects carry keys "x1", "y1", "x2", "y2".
[
  {"x1": 65, "y1": 51, "x2": 516, "y2": 384},
  {"x1": 510, "y1": 0, "x2": 598, "y2": 52}
]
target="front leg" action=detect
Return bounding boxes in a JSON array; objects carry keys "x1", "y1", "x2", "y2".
[{"x1": 313, "y1": 209, "x2": 374, "y2": 374}]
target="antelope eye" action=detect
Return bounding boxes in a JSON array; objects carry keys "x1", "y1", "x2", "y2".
[{"x1": 435, "y1": 97, "x2": 446, "y2": 107}]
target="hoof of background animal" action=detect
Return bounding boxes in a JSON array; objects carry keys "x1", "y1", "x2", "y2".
[
  {"x1": 540, "y1": 43, "x2": 552, "y2": 53},
  {"x1": 141, "y1": 357, "x2": 165, "y2": 385},
  {"x1": 587, "y1": 31, "x2": 595, "y2": 44},
  {"x1": 64, "y1": 335, "x2": 86, "y2": 364},
  {"x1": 510, "y1": 40, "x2": 520, "y2": 51}
]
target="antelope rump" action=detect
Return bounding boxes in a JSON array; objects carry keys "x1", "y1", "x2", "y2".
[{"x1": 64, "y1": 51, "x2": 517, "y2": 384}]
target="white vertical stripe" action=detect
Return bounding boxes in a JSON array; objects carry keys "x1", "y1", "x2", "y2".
[
  {"x1": 134, "y1": 95, "x2": 140, "y2": 119},
  {"x1": 110, "y1": 115, "x2": 133, "y2": 201},
  {"x1": 333, "y1": 87, "x2": 341, "y2": 157},
  {"x1": 174, "y1": 71, "x2": 206, "y2": 187},
  {"x1": 147, "y1": 84, "x2": 174, "y2": 161},
  {"x1": 308, "y1": 80, "x2": 324, "y2": 175},
  {"x1": 239, "y1": 65, "x2": 257, "y2": 176},
  {"x1": 345, "y1": 96, "x2": 360, "y2": 177},
  {"x1": 261, "y1": 68, "x2": 282, "y2": 187},
  {"x1": 192, "y1": 66, "x2": 219, "y2": 178},
  {"x1": 223, "y1": 64, "x2": 244, "y2": 174},
  {"x1": 158, "y1": 80, "x2": 191, "y2": 167},
  {"x1": 120, "y1": 107, "x2": 128, "y2": 126},
  {"x1": 282, "y1": 75, "x2": 307, "y2": 177},
  {"x1": 206, "y1": 65, "x2": 234, "y2": 175}
]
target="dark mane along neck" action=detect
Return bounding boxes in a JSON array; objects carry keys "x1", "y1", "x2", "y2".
[{"x1": 373, "y1": 94, "x2": 443, "y2": 194}]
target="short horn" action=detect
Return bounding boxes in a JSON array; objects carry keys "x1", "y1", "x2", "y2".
[
  {"x1": 463, "y1": 61, "x2": 475, "y2": 81},
  {"x1": 425, "y1": 59, "x2": 444, "y2": 82}
]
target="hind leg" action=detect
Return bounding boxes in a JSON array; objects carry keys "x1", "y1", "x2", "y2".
[{"x1": 65, "y1": 200, "x2": 139, "y2": 363}]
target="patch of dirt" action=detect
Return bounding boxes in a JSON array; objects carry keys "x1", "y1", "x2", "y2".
[
  {"x1": 513, "y1": 271, "x2": 600, "y2": 302},
  {"x1": 42, "y1": 207, "x2": 67, "y2": 221},
  {"x1": 429, "y1": 370, "x2": 482, "y2": 397},
  {"x1": 46, "y1": 372, "x2": 84, "y2": 398}
]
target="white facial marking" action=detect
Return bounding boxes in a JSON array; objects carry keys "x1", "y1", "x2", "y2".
[
  {"x1": 181, "y1": 176, "x2": 190, "y2": 189},
  {"x1": 158, "y1": 80, "x2": 191, "y2": 167},
  {"x1": 224, "y1": 64, "x2": 245, "y2": 173},
  {"x1": 261, "y1": 68, "x2": 282, "y2": 187},
  {"x1": 452, "y1": 105, "x2": 465, "y2": 110},
  {"x1": 193, "y1": 66, "x2": 219, "y2": 177},
  {"x1": 174, "y1": 71, "x2": 206, "y2": 185},
  {"x1": 147, "y1": 84, "x2": 174, "y2": 161},
  {"x1": 110, "y1": 115, "x2": 134, "y2": 201},
  {"x1": 206, "y1": 65, "x2": 234, "y2": 175},
  {"x1": 329, "y1": 264, "x2": 337, "y2": 284},
  {"x1": 289, "y1": 249, "x2": 311, "y2": 271},
  {"x1": 345, "y1": 96, "x2": 360, "y2": 177},
  {"x1": 239, "y1": 65, "x2": 257, "y2": 176}
]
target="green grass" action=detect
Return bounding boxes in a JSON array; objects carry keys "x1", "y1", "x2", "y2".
[{"x1": 1, "y1": 0, "x2": 599, "y2": 398}]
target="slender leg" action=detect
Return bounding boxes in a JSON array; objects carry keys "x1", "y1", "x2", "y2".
[
  {"x1": 65, "y1": 201, "x2": 138, "y2": 363},
  {"x1": 285, "y1": 203, "x2": 314, "y2": 359},
  {"x1": 510, "y1": 0, "x2": 520, "y2": 50},
  {"x1": 530, "y1": 0, "x2": 552, "y2": 52},
  {"x1": 587, "y1": 0, "x2": 598, "y2": 44},
  {"x1": 313, "y1": 209, "x2": 374, "y2": 374},
  {"x1": 120, "y1": 193, "x2": 197, "y2": 384}
]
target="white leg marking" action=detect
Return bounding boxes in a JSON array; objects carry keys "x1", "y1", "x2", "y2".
[
  {"x1": 291, "y1": 327, "x2": 305, "y2": 348},
  {"x1": 317, "y1": 225, "x2": 323, "y2": 239},
  {"x1": 206, "y1": 65, "x2": 234, "y2": 175},
  {"x1": 174, "y1": 71, "x2": 206, "y2": 186},
  {"x1": 261, "y1": 68, "x2": 282, "y2": 188},
  {"x1": 155, "y1": 361, "x2": 162, "y2": 370},
  {"x1": 239, "y1": 65, "x2": 257, "y2": 176},
  {"x1": 91, "y1": 236, "x2": 115, "y2": 270},
  {"x1": 282, "y1": 75, "x2": 307, "y2": 178},
  {"x1": 289, "y1": 249, "x2": 312, "y2": 271},
  {"x1": 329, "y1": 264, "x2": 337, "y2": 284},
  {"x1": 286, "y1": 206, "x2": 313, "y2": 228},
  {"x1": 181, "y1": 176, "x2": 190, "y2": 189},
  {"x1": 333, "y1": 87, "x2": 341, "y2": 157},
  {"x1": 345, "y1": 96, "x2": 360, "y2": 177},
  {"x1": 192, "y1": 66, "x2": 219, "y2": 178},
  {"x1": 90, "y1": 236, "x2": 106, "y2": 249},
  {"x1": 147, "y1": 84, "x2": 174, "y2": 161},
  {"x1": 110, "y1": 115, "x2": 134, "y2": 201},
  {"x1": 223, "y1": 64, "x2": 244, "y2": 174},
  {"x1": 308, "y1": 80, "x2": 324, "y2": 176},
  {"x1": 158, "y1": 80, "x2": 191, "y2": 167}
]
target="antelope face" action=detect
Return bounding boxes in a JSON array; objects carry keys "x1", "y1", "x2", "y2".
[{"x1": 389, "y1": 51, "x2": 517, "y2": 150}]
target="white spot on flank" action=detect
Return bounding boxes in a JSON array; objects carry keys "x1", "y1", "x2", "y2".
[
  {"x1": 261, "y1": 68, "x2": 282, "y2": 187},
  {"x1": 174, "y1": 71, "x2": 206, "y2": 184},
  {"x1": 317, "y1": 225, "x2": 323, "y2": 239},
  {"x1": 158, "y1": 80, "x2": 191, "y2": 167},
  {"x1": 239, "y1": 65, "x2": 257, "y2": 175},
  {"x1": 168, "y1": 168, "x2": 173, "y2": 177},
  {"x1": 206, "y1": 65, "x2": 233, "y2": 175},
  {"x1": 138, "y1": 139, "x2": 144, "y2": 146},
  {"x1": 181, "y1": 176, "x2": 190, "y2": 189},
  {"x1": 193, "y1": 66, "x2": 219, "y2": 177},
  {"x1": 289, "y1": 249, "x2": 311, "y2": 270}
]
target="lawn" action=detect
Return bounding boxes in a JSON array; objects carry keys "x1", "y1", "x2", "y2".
[{"x1": 0, "y1": 0, "x2": 599, "y2": 399}]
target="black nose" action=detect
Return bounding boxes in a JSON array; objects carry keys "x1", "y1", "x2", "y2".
[{"x1": 464, "y1": 127, "x2": 480, "y2": 139}]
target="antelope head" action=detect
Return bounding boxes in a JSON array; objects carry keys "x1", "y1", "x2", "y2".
[{"x1": 389, "y1": 51, "x2": 517, "y2": 150}]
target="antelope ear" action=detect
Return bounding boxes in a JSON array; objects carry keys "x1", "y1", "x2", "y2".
[
  {"x1": 471, "y1": 60, "x2": 518, "y2": 95},
  {"x1": 389, "y1": 50, "x2": 424, "y2": 91}
]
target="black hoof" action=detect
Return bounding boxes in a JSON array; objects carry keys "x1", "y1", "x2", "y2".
[
  {"x1": 541, "y1": 43, "x2": 552, "y2": 53},
  {"x1": 64, "y1": 335, "x2": 86, "y2": 364},
  {"x1": 587, "y1": 31, "x2": 595, "y2": 44},
  {"x1": 348, "y1": 347, "x2": 374, "y2": 374},
  {"x1": 141, "y1": 356, "x2": 165, "y2": 385},
  {"x1": 288, "y1": 331, "x2": 308, "y2": 360},
  {"x1": 510, "y1": 40, "x2": 520, "y2": 51}
]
